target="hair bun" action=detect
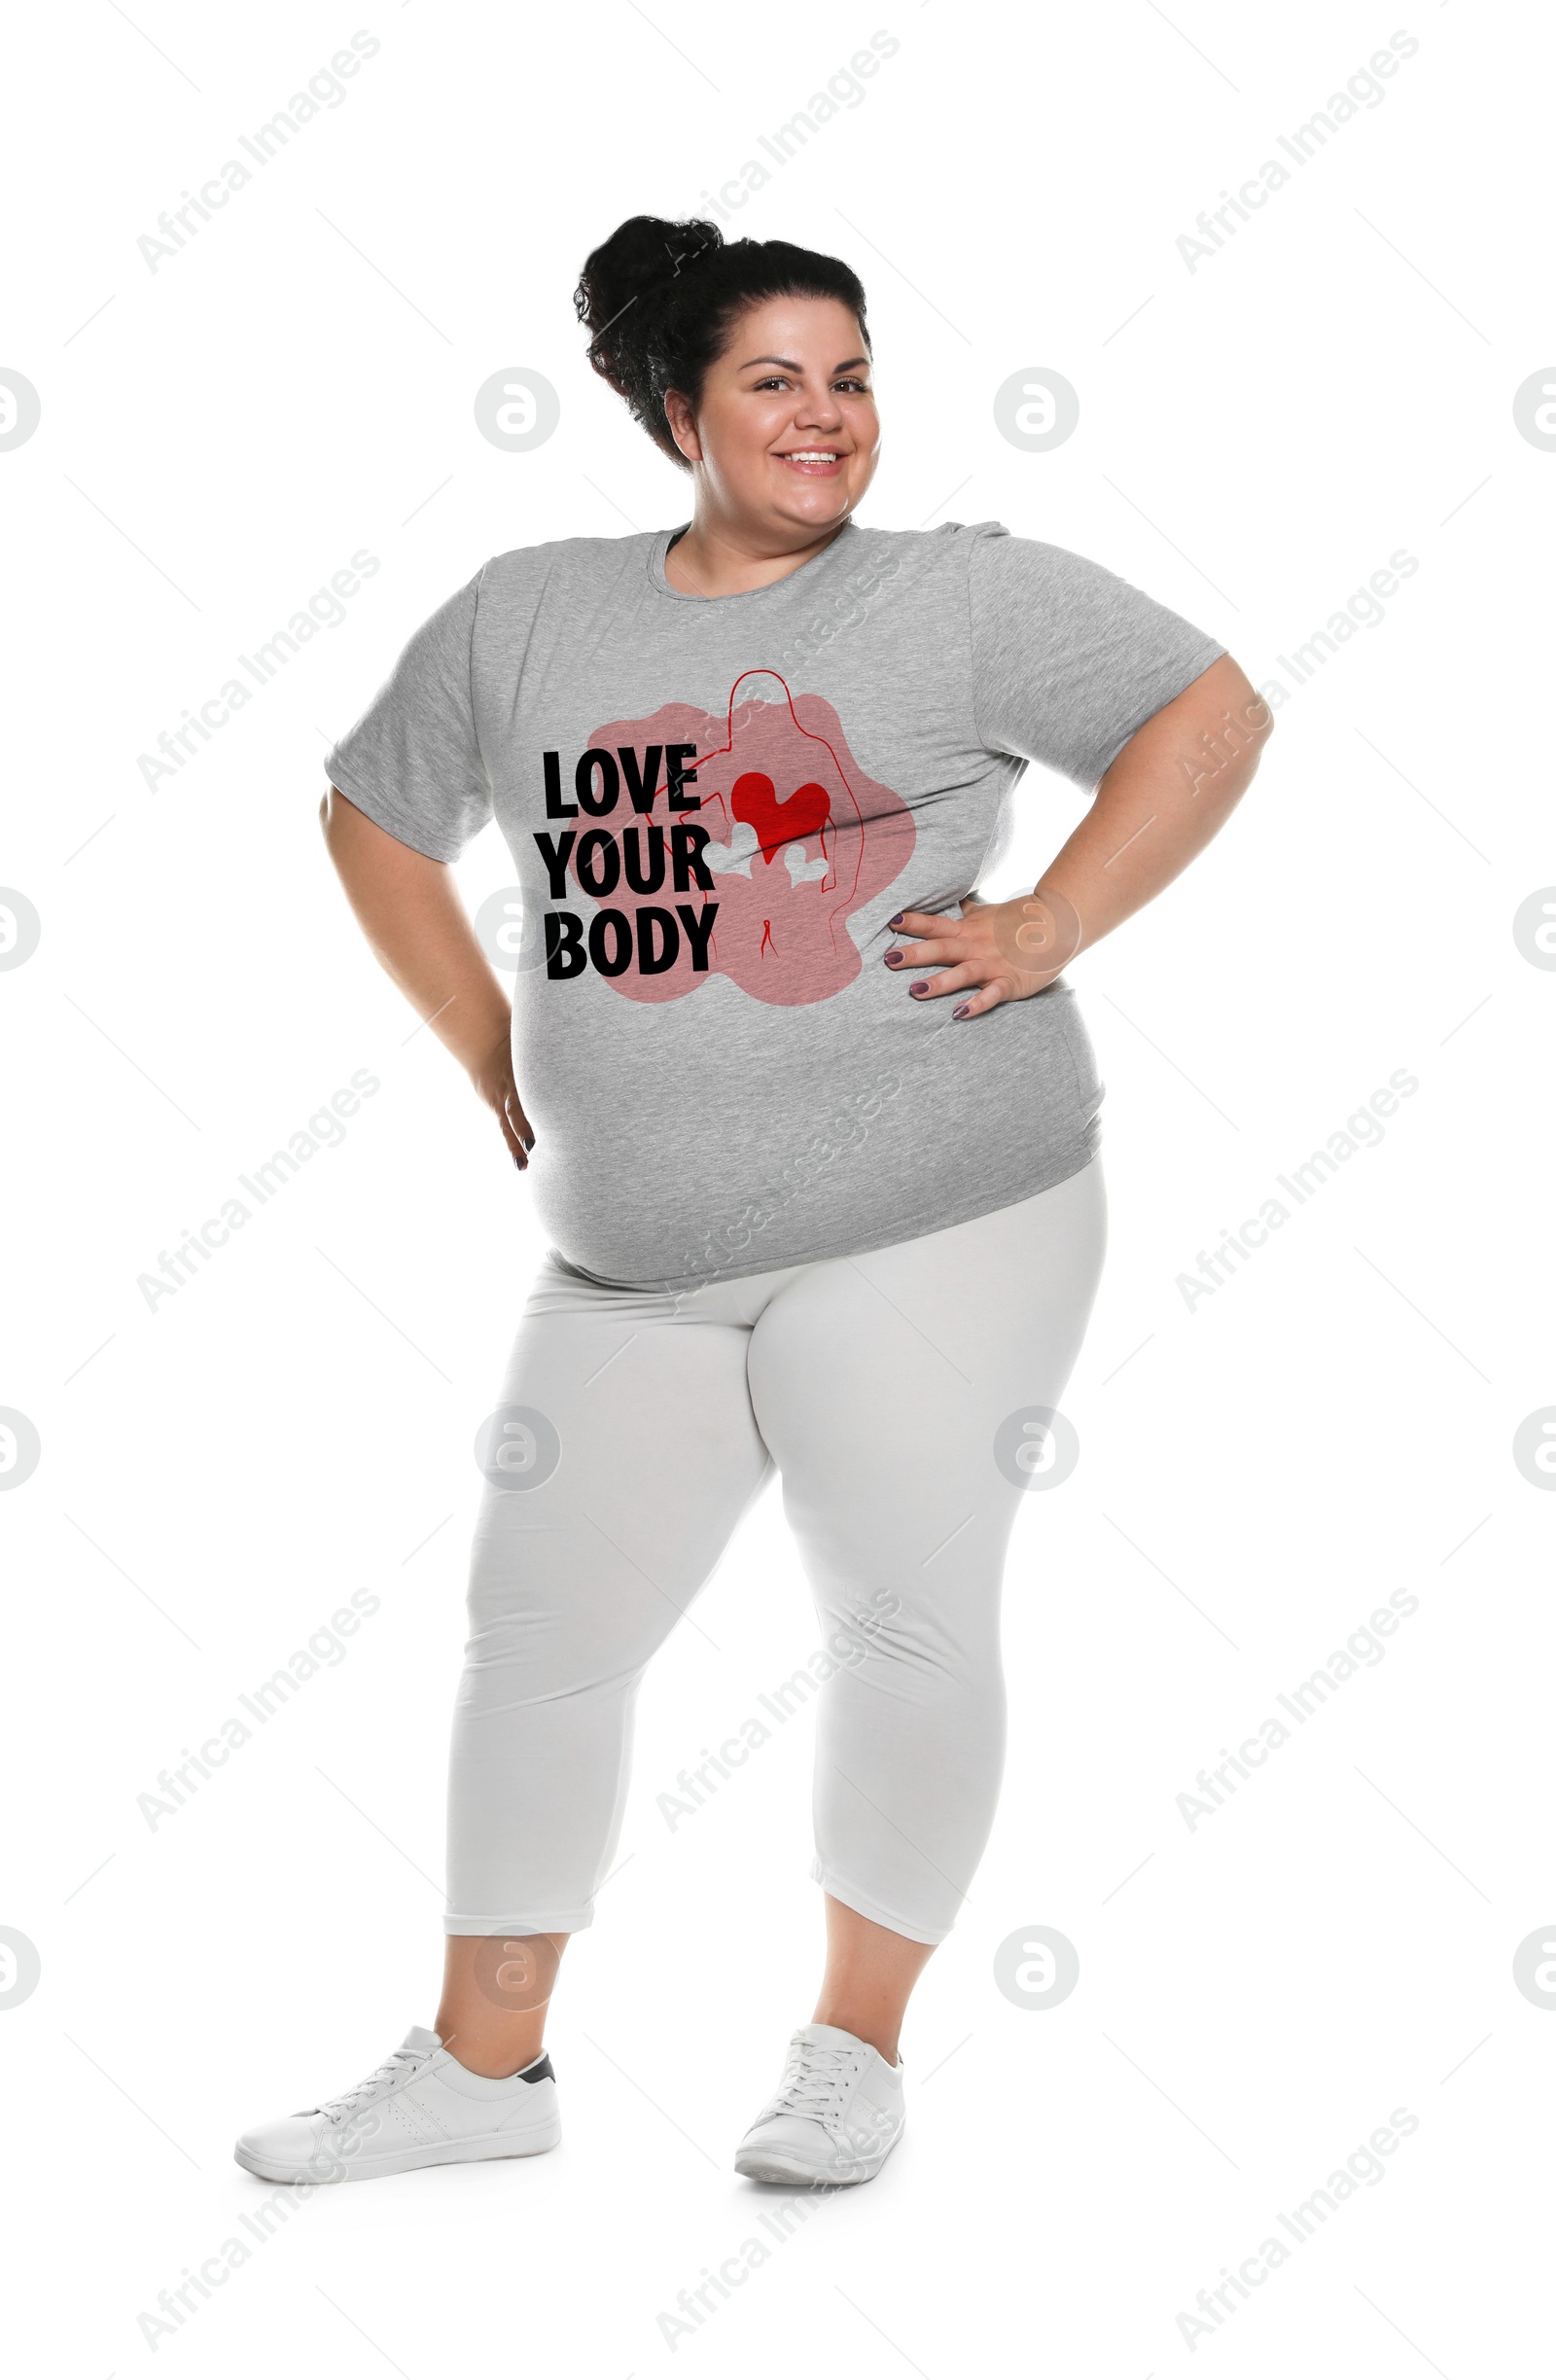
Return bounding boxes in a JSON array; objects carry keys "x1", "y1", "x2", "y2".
[{"x1": 575, "y1": 215, "x2": 724, "y2": 354}]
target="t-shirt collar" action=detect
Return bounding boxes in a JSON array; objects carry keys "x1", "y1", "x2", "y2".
[{"x1": 647, "y1": 517, "x2": 859, "y2": 606}]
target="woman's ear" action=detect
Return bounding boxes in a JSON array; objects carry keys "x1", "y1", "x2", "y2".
[{"x1": 663, "y1": 389, "x2": 701, "y2": 464}]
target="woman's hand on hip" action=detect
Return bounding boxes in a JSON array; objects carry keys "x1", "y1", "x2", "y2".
[
  {"x1": 884, "y1": 657, "x2": 1277, "y2": 1020},
  {"x1": 319, "y1": 792, "x2": 538, "y2": 1161},
  {"x1": 471, "y1": 1031, "x2": 535, "y2": 1170},
  {"x1": 883, "y1": 888, "x2": 1083, "y2": 1019}
]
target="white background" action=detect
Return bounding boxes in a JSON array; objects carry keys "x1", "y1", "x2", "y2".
[{"x1": 3, "y1": 0, "x2": 1551, "y2": 2370}]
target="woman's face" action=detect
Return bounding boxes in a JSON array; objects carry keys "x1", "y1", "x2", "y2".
[{"x1": 664, "y1": 295, "x2": 880, "y2": 537}]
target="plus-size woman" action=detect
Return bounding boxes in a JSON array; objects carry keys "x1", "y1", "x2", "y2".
[{"x1": 236, "y1": 216, "x2": 1270, "y2": 2190}]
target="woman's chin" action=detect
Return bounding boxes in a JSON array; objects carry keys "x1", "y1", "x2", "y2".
[{"x1": 763, "y1": 483, "x2": 856, "y2": 535}]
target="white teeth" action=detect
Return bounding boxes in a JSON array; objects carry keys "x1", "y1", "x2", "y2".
[{"x1": 783, "y1": 451, "x2": 839, "y2": 462}]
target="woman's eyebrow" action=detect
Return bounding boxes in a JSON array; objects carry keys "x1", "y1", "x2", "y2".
[{"x1": 736, "y1": 354, "x2": 871, "y2": 374}]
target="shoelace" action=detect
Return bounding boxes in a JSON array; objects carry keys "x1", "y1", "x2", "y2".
[
  {"x1": 318, "y1": 2045, "x2": 429, "y2": 2121},
  {"x1": 767, "y1": 2043, "x2": 861, "y2": 2122}
]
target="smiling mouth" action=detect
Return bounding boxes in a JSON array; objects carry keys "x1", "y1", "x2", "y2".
[{"x1": 775, "y1": 449, "x2": 846, "y2": 473}]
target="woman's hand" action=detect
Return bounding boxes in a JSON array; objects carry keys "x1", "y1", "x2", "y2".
[
  {"x1": 884, "y1": 888, "x2": 1083, "y2": 1020},
  {"x1": 885, "y1": 655, "x2": 1275, "y2": 1020},
  {"x1": 471, "y1": 1029, "x2": 535, "y2": 1171},
  {"x1": 320, "y1": 793, "x2": 535, "y2": 1170}
]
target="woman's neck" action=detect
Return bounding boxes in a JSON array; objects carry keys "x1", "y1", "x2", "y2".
[{"x1": 663, "y1": 513, "x2": 850, "y2": 599}]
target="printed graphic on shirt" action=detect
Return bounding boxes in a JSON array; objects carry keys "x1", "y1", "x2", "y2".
[{"x1": 534, "y1": 671, "x2": 915, "y2": 1007}]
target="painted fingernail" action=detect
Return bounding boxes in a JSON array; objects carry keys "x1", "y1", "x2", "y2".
[
  {"x1": 887, "y1": 911, "x2": 903, "y2": 928},
  {"x1": 909, "y1": 980, "x2": 928, "y2": 996},
  {"x1": 884, "y1": 949, "x2": 902, "y2": 966},
  {"x1": 952, "y1": 1003, "x2": 972, "y2": 1019}
]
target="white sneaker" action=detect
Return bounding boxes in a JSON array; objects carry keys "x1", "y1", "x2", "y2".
[
  {"x1": 233, "y1": 2025, "x2": 560, "y2": 2185},
  {"x1": 734, "y1": 2022, "x2": 905, "y2": 2185}
]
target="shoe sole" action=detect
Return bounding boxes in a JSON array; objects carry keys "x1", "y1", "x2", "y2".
[
  {"x1": 233, "y1": 2122, "x2": 561, "y2": 2185},
  {"x1": 733, "y1": 2138, "x2": 899, "y2": 2186}
]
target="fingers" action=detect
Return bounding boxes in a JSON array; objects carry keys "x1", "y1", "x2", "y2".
[
  {"x1": 886, "y1": 939, "x2": 1021, "y2": 1016},
  {"x1": 884, "y1": 907, "x2": 973, "y2": 974},
  {"x1": 885, "y1": 897, "x2": 1005, "y2": 970},
  {"x1": 884, "y1": 938, "x2": 958, "y2": 972},
  {"x1": 501, "y1": 1091, "x2": 535, "y2": 1171},
  {"x1": 883, "y1": 910, "x2": 987, "y2": 1008},
  {"x1": 903, "y1": 961, "x2": 981, "y2": 1001},
  {"x1": 889, "y1": 913, "x2": 999, "y2": 1009},
  {"x1": 884, "y1": 900, "x2": 1051, "y2": 1020},
  {"x1": 945, "y1": 979, "x2": 1008, "y2": 1020}
]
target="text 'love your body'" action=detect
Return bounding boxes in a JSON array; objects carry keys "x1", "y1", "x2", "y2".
[{"x1": 537, "y1": 744, "x2": 717, "y2": 979}]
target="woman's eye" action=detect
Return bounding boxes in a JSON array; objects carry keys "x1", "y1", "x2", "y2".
[{"x1": 749, "y1": 376, "x2": 871, "y2": 394}]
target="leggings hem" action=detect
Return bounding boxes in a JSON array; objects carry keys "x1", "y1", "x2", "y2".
[
  {"x1": 811, "y1": 1860, "x2": 952, "y2": 1948},
  {"x1": 443, "y1": 1907, "x2": 595, "y2": 1936}
]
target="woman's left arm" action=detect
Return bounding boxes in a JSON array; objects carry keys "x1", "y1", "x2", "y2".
[{"x1": 887, "y1": 654, "x2": 1272, "y2": 1017}]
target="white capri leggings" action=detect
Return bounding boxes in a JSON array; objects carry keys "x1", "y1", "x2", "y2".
[{"x1": 446, "y1": 1156, "x2": 1107, "y2": 1947}]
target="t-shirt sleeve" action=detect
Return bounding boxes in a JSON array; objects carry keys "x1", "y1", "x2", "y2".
[
  {"x1": 966, "y1": 524, "x2": 1227, "y2": 791},
  {"x1": 322, "y1": 567, "x2": 492, "y2": 861}
]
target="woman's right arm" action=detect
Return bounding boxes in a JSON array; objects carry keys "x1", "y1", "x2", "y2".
[{"x1": 321, "y1": 788, "x2": 533, "y2": 1169}]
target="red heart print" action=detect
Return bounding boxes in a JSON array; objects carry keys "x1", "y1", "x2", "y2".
[{"x1": 729, "y1": 771, "x2": 831, "y2": 864}]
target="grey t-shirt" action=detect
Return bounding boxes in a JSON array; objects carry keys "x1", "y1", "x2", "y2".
[{"x1": 324, "y1": 518, "x2": 1223, "y2": 1290}]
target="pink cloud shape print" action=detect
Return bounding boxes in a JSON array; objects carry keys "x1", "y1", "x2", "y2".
[{"x1": 574, "y1": 671, "x2": 916, "y2": 1008}]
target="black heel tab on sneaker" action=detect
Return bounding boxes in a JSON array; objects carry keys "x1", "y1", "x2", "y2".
[{"x1": 516, "y1": 2052, "x2": 555, "y2": 2084}]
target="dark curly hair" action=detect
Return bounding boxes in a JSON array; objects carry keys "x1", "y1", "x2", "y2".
[{"x1": 575, "y1": 215, "x2": 870, "y2": 470}]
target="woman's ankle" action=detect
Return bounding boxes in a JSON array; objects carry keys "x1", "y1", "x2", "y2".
[
  {"x1": 436, "y1": 2025, "x2": 548, "y2": 2079},
  {"x1": 437, "y1": 1931, "x2": 567, "y2": 2077},
  {"x1": 810, "y1": 2004, "x2": 901, "y2": 2065}
]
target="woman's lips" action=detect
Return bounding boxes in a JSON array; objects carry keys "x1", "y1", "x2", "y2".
[{"x1": 775, "y1": 450, "x2": 846, "y2": 476}]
